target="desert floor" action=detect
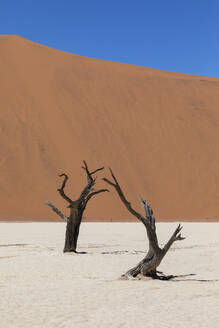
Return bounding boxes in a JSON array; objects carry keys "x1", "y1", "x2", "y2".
[{"x1": 0, "y1": 222, "x2": 218, "y2": 328}]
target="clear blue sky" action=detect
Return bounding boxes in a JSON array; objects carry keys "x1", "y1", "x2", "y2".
[{"x1": 1, "y1": 0, "x2": 218, "y2": 77}]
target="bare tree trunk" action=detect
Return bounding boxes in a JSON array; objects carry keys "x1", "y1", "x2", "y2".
[
  {"x1": 63, "y1": 207, "x2": 83, "y2": 252},
  {"x1": 46, "y1": 161, "x2": 108, "y2": 253},
  {"x1": 103, "y1": 169, "x2": 185, "y2": 280}
]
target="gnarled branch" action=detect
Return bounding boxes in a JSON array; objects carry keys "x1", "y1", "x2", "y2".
[{"x1": 57, "y1": 173, "x2": 74, "y2": 205}]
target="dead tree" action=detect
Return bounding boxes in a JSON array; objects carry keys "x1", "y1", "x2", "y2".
[
  {"x1": 103, "y1": 169, "x2": 185, "y2": 280},
  {"x1": 47, "y1": 161, "x2": 108, "y2": 253}
]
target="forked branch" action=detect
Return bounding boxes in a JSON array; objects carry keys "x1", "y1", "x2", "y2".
[
  {"x1": 78, "y1": 161, "x2": 105, "y2": 202},
  {"x1": 163, "y1": 224, "x2": 185, "y2": 255},
  {"x1": 84, "y1": 189, "x2": 109, "y2": 206}
]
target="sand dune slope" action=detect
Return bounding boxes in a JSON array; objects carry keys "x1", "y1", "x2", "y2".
[{"x1": 1, "y1": 35, "x2": 219, "y2": 220}]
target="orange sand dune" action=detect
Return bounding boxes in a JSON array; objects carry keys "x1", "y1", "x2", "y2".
[{"x1": 1, "y1": 35, "x2": 219, "y2": 222}]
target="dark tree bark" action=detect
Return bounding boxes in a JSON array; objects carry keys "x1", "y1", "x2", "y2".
[
  {"x1": 103, "y1": 169, "x2": 185, "y2": 280},
  {"x1": 46, "y1": 161, "x2": 108, "y2": 253}
]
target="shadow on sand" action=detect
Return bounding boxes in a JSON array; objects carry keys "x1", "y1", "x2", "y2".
[{"x1": 167, "y1": 274, "x2": 218, "y2": 282}]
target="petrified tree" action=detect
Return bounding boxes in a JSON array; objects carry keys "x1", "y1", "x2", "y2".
[
  {"x1": 46, "y1": 161, "x2": 108, "y2": 253},
  {"x1": 103, "y1": 169, "x2": 185, "y2": 280}
]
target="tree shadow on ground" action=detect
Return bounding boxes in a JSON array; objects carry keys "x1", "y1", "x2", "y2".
[
  {"x1": 0, "y1": 244, "x2": 29, "y2": 247},
  {"x1": 121, "y1": 273, "x2": 218, "y2": 282},
  {"x1": 158, "y1": 273, "x2": 218, "y2": 282}
]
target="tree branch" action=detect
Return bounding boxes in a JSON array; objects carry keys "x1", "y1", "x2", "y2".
[
  {"x1": 162, "y1": 224, "x2": 185, "y2": 255},
  {"x1": 139, "y1": 198, "x2": 160, "y2": 252},
  {"x1": 45, "y1": 199, "x2": 68, "y2": 221},
  {"x1": 90, "y1": 167, "x2": 105, "y2": 175},
  {"x1": 57, "y1": 173, "x2": 74, "y2": 205},
  {"x1": 103, "y1": 169, "x2": 161, "y2": 255},
  {"x1": 139, "y1": 198, "x2": 161, "y2": 255},
  {"x1": 139, "y1": 198, "x2": 156, "y2": 229},
  {"x1": 103, "y1": 169, "x2": 144, "y2": 222},
  {"x1": 59, "y1": 173, "x2": 68, "y2": 190},
  {"x1": 102, "y1": 177, "x2": 116, "y2": 187},
  {"x1": 84, "y1": 189, "x2": 109, "y2": 207},
  {"x1": 82, "y1": 160, "x2": 104, "y2": 182},
  {"x1": 78, "y1": 161, "x2": 105, "y2": 202}
]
